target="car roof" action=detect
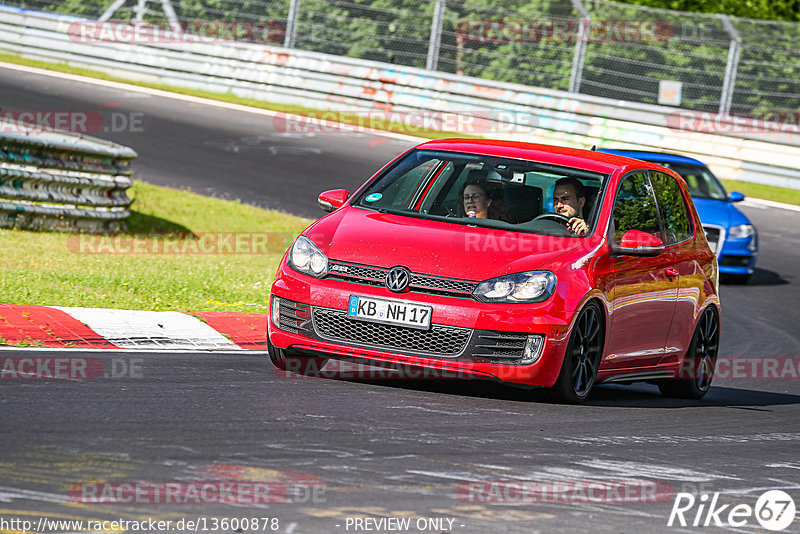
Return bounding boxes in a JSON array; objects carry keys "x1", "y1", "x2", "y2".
[
  {"x1": 416, "y1": 139, "x2": 671, "y2": 175},
  {"x1": 596, "y1": 149, "x2": 708, "y2": 167}
]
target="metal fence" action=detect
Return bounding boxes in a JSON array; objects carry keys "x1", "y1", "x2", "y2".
[
  {"x1": 3, "y1": 0, "x2": 798, "y2": 115},
  {"x1": 0, "y1": 123, "x2": 136, "y2": 232}
]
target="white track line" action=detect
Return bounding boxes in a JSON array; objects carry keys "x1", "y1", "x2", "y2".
[
  {"x1": 740, "y1": 197, "x2": 800, "y2": 213},
  {"x1": 54, "y1": 307, "x2": 241, "y2": 350}
]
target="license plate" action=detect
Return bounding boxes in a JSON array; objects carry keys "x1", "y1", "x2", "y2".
[{"x1": 347, "y1": 296, "x2": 432, "y2": 330}]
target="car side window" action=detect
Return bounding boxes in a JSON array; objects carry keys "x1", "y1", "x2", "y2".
[
  {"x1": 611, "y1": 172, "x2": 661, "y2": 245},
  {"x1": 651, "y1": 172, "x2": 693, "y2": 244},
  {"x1": 369, "y1": 158, "x2": 442, "y2": 211}
]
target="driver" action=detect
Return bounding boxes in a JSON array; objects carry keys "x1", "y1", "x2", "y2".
[{"x1": 552, "y1": 177, "x2": 588, "y2": 235}]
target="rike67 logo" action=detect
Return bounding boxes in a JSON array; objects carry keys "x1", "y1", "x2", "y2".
[{"x1": 668, "y1": 490, "x2": 796, "y2": 531}]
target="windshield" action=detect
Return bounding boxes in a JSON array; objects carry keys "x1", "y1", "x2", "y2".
[
  {"x1": 354, "y1": 149, "x2": 607, "y2": 237},
  {"x1": 652, "y1": 161, "x2": 728, "y2": 201}
]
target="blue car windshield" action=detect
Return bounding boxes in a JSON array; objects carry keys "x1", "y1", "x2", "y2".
[
  {"x1": 653, "y1": 162, "x2": 728, "y2": 201},
  {"x1": 354, "y1": 149, "x2": 608, "y2": 237}
]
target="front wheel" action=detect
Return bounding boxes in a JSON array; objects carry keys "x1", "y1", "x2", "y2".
[
  {"x1": 268, "y1": 338, "x2": 328, "y2": 376},
  {"x1": 658, "y1": 307, "x2": 719, "y2": 399},
  {"x1": 550, "y1": 302, "x2": 604, "y2": 404}
]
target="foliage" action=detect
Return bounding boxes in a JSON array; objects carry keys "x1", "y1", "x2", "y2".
[{"x1": 621, "y1": 0, "x2": 800, "y2": 23}]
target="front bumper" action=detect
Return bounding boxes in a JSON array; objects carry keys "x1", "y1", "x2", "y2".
[
  {"x1": 719, "y1": 235, "x2": 757, "y2": 275},
  {"x1": 268, "y1": 262, "x2": 574, "y2": 386}
]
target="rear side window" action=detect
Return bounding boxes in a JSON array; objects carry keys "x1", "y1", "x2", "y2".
[
  {"x1": 611, "y1": 173, "x2": 661, "y2": 245},
  {"x1": 651, "y1": 172, "x2": 693, "y2": 244}
]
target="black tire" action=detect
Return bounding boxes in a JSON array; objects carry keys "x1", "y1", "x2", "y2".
[
  {"x1": 659, "y1": 307, "x2": 719, "y2": 399},
  {"x1": 267, "y1": 338, "x2": 327, "y2": 376},
  {"x1": 550, "y1": 302, "x2": 604, "y2": 404}
]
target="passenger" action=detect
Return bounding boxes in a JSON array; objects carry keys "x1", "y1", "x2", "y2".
[
  {"x1": 458, "y1": 174, "x2": 509, "y2": 221},
  {"x1": 552, "y1": 177, "x2": 588, "y2": 235}
]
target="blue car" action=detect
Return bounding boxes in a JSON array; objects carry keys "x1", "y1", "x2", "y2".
[{"x1": 598, "y1": 150, "x2": 757, "y2": 283}]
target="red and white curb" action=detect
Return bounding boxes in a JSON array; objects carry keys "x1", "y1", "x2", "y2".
[{"x1": 0, "y1": 304, "x2": 268, "y2": 351}]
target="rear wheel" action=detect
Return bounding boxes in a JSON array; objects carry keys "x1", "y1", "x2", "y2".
[
  {"x1": 550, "y1": 302, "x2": 604, "y2": 404},
  {"x1": 659, "y1": 307, "x2": 719, "y2": 399},
  {"x1": 268, "y1": 339, "x2": 328, "y2": 376}
]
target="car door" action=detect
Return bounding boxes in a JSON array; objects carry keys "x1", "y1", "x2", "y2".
[
  {"x1": 601, "y1": 171, "x2": 678, "y2": 370},
  {"x1": 650, "y1": 171, "x2": 701, "y2": 366}
]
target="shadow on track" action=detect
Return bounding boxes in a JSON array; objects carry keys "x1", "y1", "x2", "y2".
[
  {"x1": 723, "y1": 267, "x2": 790, "y2": 286},
  {"x1": 307, "y1": 375, "x2": 800, "y2": 408},
  {"x1": 585, "y1": 384, "x2": 800, "y2": 408}
]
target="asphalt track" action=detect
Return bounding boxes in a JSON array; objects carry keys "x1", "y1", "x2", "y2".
[{"x1": 1, "y1": 64, "x2": 800, "y2": 533}]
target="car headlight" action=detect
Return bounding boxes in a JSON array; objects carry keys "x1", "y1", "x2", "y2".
[
  {"x1": 288, "y1": 236, "x2": 328, "y2": 278},
  {"x1": 474, "y1": 271, "x2": 557, "y2": 303},
  {"x1": 728, "y1": 224, "x2": 755, "y2": 239}
]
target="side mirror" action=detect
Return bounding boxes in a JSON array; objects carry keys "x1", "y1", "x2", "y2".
[
  {"x1": 612, "y1": 229, "x2": 665, "y2": 257},
  {"x1": 318, "y1": 189, "x2": 349, "y2": 212},
  {"x1": 729, "y1": 191, "x2": 745, "y2": 203}
]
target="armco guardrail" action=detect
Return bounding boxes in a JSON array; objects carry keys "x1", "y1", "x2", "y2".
[
  {"x1": 1, "y1": 6, "x2": 798, "y2": 190},
  {"x1": 0, "y1": 121, "x2": 135, "y2": 232}
]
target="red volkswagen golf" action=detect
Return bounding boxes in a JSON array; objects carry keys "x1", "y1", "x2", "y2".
[{"x1": 268, "y1": 139, "x2": 720, "y2": 403}]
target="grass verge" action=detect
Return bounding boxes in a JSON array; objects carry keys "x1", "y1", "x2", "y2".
[
  {"x1": 0, "y1": 182, "x2": 310, "y2": 313},
  {"x1": 721, "y1": 179, "x2": 800, "y2": 206}
]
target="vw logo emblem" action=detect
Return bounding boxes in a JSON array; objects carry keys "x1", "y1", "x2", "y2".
[{"x1": 386, "y1": 266, "x2": 410, "y2": 292}]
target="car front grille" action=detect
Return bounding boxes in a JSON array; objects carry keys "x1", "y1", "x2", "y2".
[
  {"x1": 720, "y1": 255, "x2": 751, "y2": 267},
  {"x1": 702, "y1": 225, "x2": 724, "y2": 255},
  {"x1": 327, "y1": 261, "x2": 478, "y2": 297},
  {"x1": 312, "y1": 307, "x2": 471, "y2": 357}
]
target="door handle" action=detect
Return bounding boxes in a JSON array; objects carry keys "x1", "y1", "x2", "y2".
[{"x1": 665, "y1": 268, "x2": 679, "y2": 280}]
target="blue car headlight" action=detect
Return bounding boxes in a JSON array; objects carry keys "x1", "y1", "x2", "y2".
[
  {"x1": 288, "y1": 236, "x2": 328, "y2": 278},
  {"x1": 474, "y1": 271, "x2": 557, "y2": 303},
  {"x1": 728, "y1": 224, "x2": 755, "y2": 239}
]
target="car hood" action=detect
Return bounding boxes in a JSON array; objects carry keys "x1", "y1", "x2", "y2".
[
  {"x1": 692, "y1": 197, "x2": 751, "y2": 228},
  {"x1": 304, "y1": 207, "x2": 584, "y2": 281}
]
